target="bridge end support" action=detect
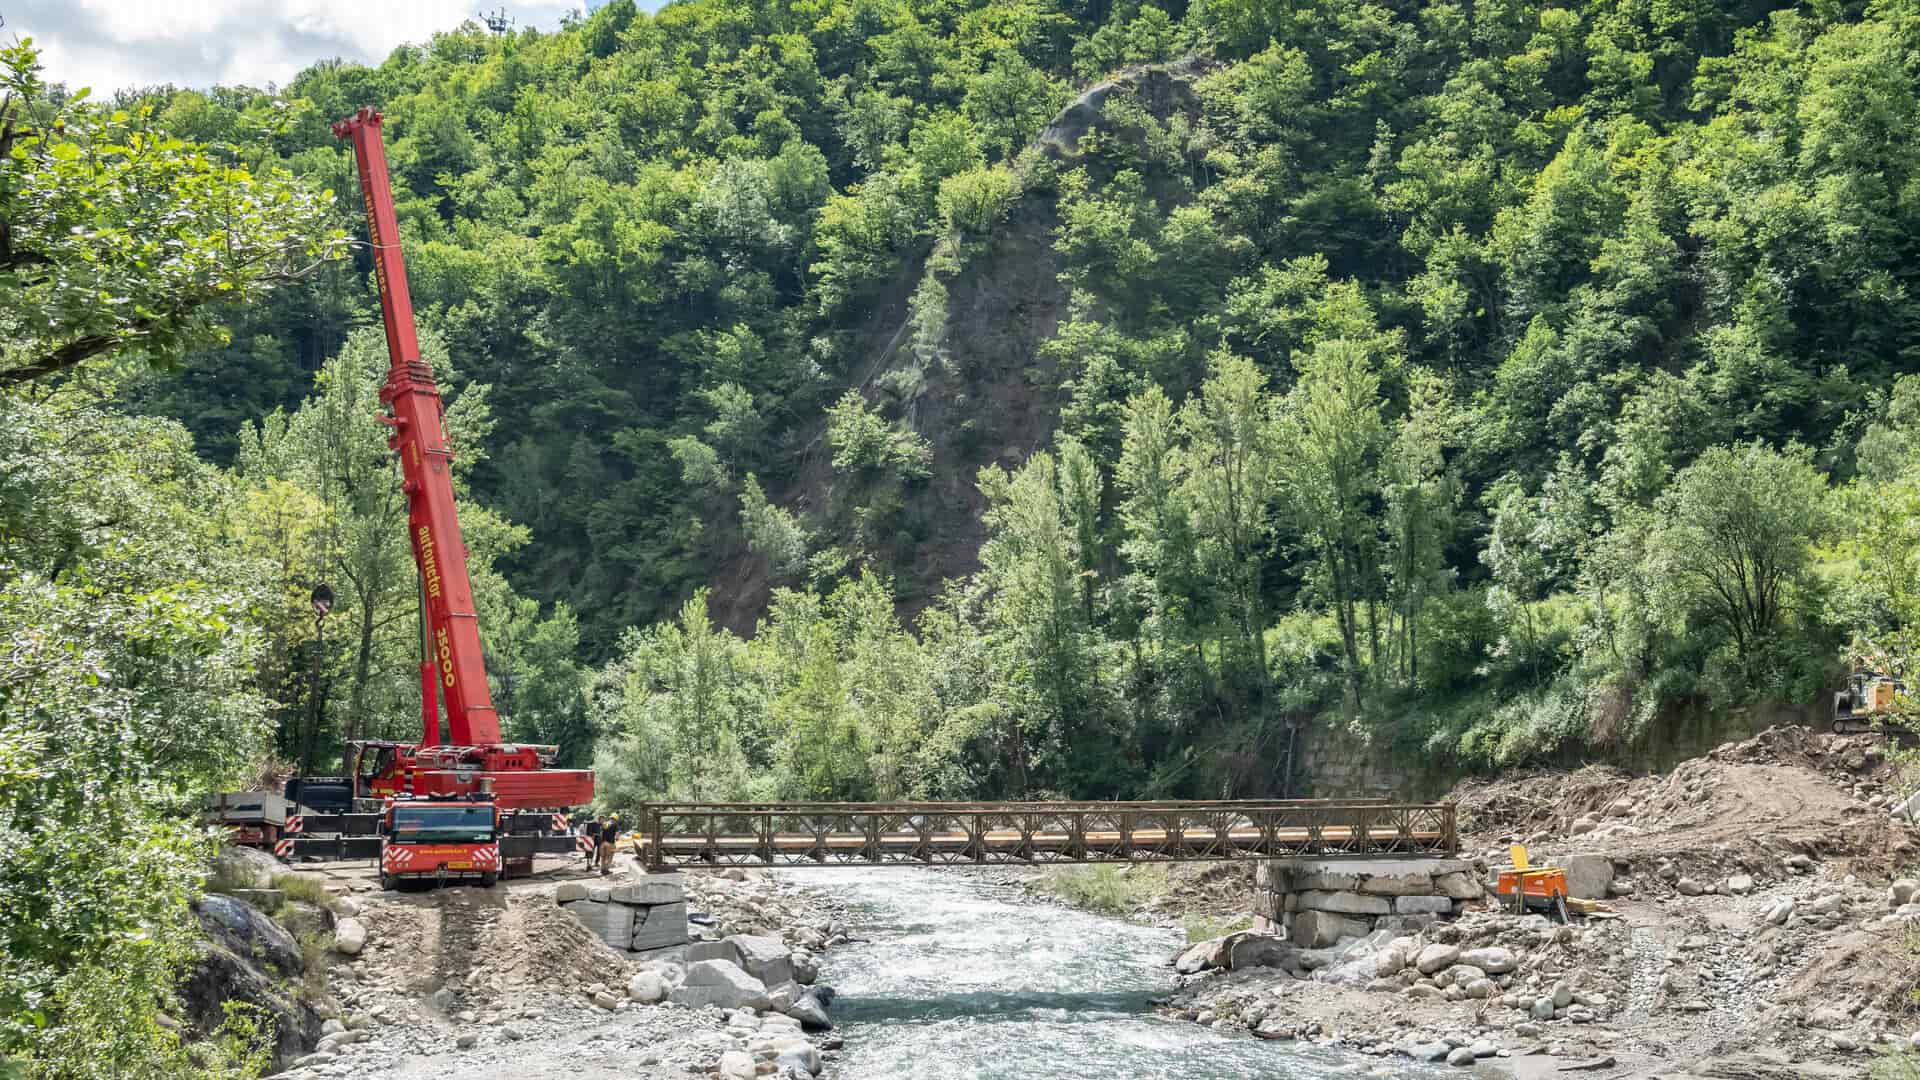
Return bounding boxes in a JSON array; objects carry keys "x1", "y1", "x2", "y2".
[{"x1": 1256, "y1": 857, "x2": 1484, "y2": 947}]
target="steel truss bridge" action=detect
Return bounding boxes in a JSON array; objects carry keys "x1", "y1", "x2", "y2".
[{"x1": 632, "y1": 799, "x2": 1457, "y2": 870}]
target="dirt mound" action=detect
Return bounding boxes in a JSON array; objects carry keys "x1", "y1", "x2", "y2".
[
  {"x1": 1452, "y1": 725, "x2": 1918, "y2": 884},
  {"x1": 354, "y1": 886, "x2": 630, "y2": 1004}
]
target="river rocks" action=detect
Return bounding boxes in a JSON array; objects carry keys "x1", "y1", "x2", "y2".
[
  {"x1": 729, "y1": 934, "x2": 796, "y2": 986},
  {"x1": 788, "y1": 991, "x2": 833, "y2": 1031},
  {"x1": 186, "y1": 892, "x2": 322, "y2": 1072},
  {"x1": 333, "y1": 917, "x2": 368, "y2": 955},
  {"x1": 1227, "y1": 934, "x2": 1291, "y2": 970},
  {"x1": 1726, "y1": 874, "x2": 1754, "y2": 895},
  {"x1": 1433, "y1": 871, "x2": 1484, "y2": 900},
  {"x1": 1676, "y1": 877, "x2": 1705, "y2": 896},
  {"x1": 1447, "y1": 1046, "x2": 1476, "y2": 1066},
  {"x1": 1891, "y1": 880, "x2": 1920, "y2": 907},
  {"x1": 717, "y1": 1049, "x2": 756, "y2": 1079},
  {"x1": 1415, "y1": 943, "x2": 1461, "y2": 975},
  {"x1": 1765, "y1": 899, "x2": 1796, "y2": 925},
  {"x1": 628, "y1": 970, "x2": 670, "y2": 1004},
  {"x1": 1460, "y1": 947, "x2": 1516, "y2": 974},
  {"x1": 670, "y1": 959, "x2": 771, "y2": 1011}
]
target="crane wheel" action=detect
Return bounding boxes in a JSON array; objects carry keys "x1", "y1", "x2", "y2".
[{"x1": 380, "y1": 872, "x2": 398, "y2": 892}]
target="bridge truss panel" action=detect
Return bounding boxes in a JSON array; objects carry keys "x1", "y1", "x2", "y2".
[{"x1": 634, "y1": 800, "x2": 1457, "y2": 870}]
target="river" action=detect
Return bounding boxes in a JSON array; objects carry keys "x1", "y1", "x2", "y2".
[{"x1": 817, "y1": 869, "x2": 1442, "y2": 1080}]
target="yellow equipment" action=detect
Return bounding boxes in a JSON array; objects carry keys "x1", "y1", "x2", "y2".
[
  {"x1": 1496, "y1": 844, "x2": 1571, "y2": 923},
  {"x1": 1834, "y1": 669, "x2": 1907, "y2": 735}
]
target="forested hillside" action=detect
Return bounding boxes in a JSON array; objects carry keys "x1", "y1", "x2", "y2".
[
  {"x1": 12, "y1": 0, "x2": 1920, "y2": 1068},
  {"x1": 113, "y1": 0, "x2": 1920, "y2": 800}
]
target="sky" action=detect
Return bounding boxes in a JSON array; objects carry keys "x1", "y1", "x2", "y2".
[{"x1": 4, "y1": 1, "x2": 605, "y2": 95}]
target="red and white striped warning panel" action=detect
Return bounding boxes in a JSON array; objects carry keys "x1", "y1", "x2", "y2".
[
  {"x1": 576, "y1": 835, "x2": 596, "y2": 854},
  {"x1": 551, "y1": 813, "x2": 569, "y2": 832},
  {"x1": 382, "y1": 845, "x2": 416, "y2": 869},
  {"x1": 472, "y1": 845, "x2": 498, "y2": 867},
  {"x1": 285, "y1": 815, "x2": 304, "y2": 835},
  {"x1": 274, "y1": 838, "x2": 294, "y2": 858}
]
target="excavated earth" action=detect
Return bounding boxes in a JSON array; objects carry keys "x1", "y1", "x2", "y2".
[
  {"x1": 1122, "y1": 725, "x2": 1920, "y2": 1079},
  {"x1": 246, "y1": 849, "x2": 851, "y2": 1080}
]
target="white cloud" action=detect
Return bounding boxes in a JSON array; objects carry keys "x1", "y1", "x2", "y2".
[{"x1": 4, "y1": 0, "x2": 589, "y2": 95}]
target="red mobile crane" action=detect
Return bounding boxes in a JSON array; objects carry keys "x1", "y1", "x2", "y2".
[{"x1": 327, "y1": 108, "x2": 594, "y2": 811}]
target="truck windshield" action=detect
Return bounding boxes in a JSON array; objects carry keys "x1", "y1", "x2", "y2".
[{"x1": 391, "y1": 806, "x2": 493, "y2": 843}]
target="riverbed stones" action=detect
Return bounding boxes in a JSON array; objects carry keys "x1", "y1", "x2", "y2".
[
  {"x1": 1416, "y1": 943, "x2": 1461, "y2": 975},
  {"x1": 729, "y1": 934, "x2": 796, "y2": 986},
  {"x1": 627, "y1": 970, "x2": 670, "y2": 1004},
  {"x1": 669, "y1": 959, "x2": 771, "y2": 1011},
  {"x1": 1227, "y1": 934, "x2": 1291, "y2": 970},
  {"x1": 333, "y1": 917, "x2": 368, "y2": 955},
  {"x1": 1460, "y1": 947, "x2": 1517, "y2": 974}
]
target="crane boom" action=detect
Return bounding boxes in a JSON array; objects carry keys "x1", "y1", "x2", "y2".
[
  {"x1": 333, "y1": 107, "x2": 499, "y2": 748},
  {"x1": 326, "y1": 108, "x2": 593, "y2": 812}
]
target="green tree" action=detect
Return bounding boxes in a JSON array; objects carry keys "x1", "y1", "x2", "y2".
[{"x1": 0, "y1": 41, "x2": 343, "y2": 385}]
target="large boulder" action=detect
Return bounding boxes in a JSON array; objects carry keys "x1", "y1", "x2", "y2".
[
  {"x1": 727, "y1": 934, "x2": 794, "y2": 986},
  {"x1": 1433, "y1": 871, "x2": 1484, "y2": 900},
  {"x1": 669, "y1": 959, "x2": 771, "y2": 1011},
  {"x1": 1226, "y1": 934, "x2": 1292, "y2": 970},
  {"x1": 1460, "y1": 947, "x2": 1517, "y2": 975},
  {"x1": 209, "y1": 844, "x2": 284, "y2": 890},
  {"x1": 1415, "y1": 943, "x2": 1461, "y2": 975},
  {"x1": 628, "y1": 970, "x2": 670, "y2": 1004},
  {"x1": 185, "y1": 894, "x2": 322, "y2": 1072},
  {"x1": 1563, "y1": 854, "x2": 1614, "y2": 900},
  {"x1": 786, "y1": 991, "x2": 833, "y2": 1031},
  {"x1": 332, "y1": 917, "x2": 368, "y2": 956}
]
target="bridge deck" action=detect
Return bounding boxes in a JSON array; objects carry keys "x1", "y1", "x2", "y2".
[{"x1": 633, "y1": 800, "x2": 1456, "y2": 869}]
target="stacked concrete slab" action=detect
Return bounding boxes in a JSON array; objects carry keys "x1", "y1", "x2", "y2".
[
  {"x1": 1255, "y1": 858, "x2": 1483, "y2": 948},
  {"x1": 557, "y1": 873, "x2": 689, "y2": 959}
]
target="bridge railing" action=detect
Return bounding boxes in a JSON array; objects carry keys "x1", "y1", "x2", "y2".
[{"x1": 632, "y1": 800, "x2": 1456, "y2": 869}]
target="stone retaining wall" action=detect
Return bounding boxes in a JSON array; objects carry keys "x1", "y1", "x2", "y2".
[
  {"x1": 557, "y1": 873, "x2": 690, "y2": 959},
  {"x1": 1255, "y1": 858, "x2": 1483, "y2": 947}
]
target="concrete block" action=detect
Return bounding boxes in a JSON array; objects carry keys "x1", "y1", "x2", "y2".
[
  {"x1": 1289, "y1": 909, "x2": 1371, "y2": 948},
  {"x1": 1564, "y1": 854, "x2": 1613, "y2": 900},
  {"x1": 1296, "y1": 890, "x2": 1394, "y2": 916},
  {"x1": 630, "y1": 943, "x2": 687, "y2": 966},
  {"x1": 631, "y1": 901, "x2": 689, "y2": 950},
  {"x1": 562, "y1": 898, "x2": 634, "y2": 950},
  {"x1": 687, "y1": 940, "x2": 739, "y2": 965},
  {"x1": 1394, "y1": 895, "x2": 1454, "y2": 915},
  {"x1": 611, "y1": 874, "x2": 686, "y2": 906}
]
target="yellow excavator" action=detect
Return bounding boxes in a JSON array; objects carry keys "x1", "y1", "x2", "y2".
[{"x1": 1833, "y1": 668, "x2": 1908, "y2": 735}]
